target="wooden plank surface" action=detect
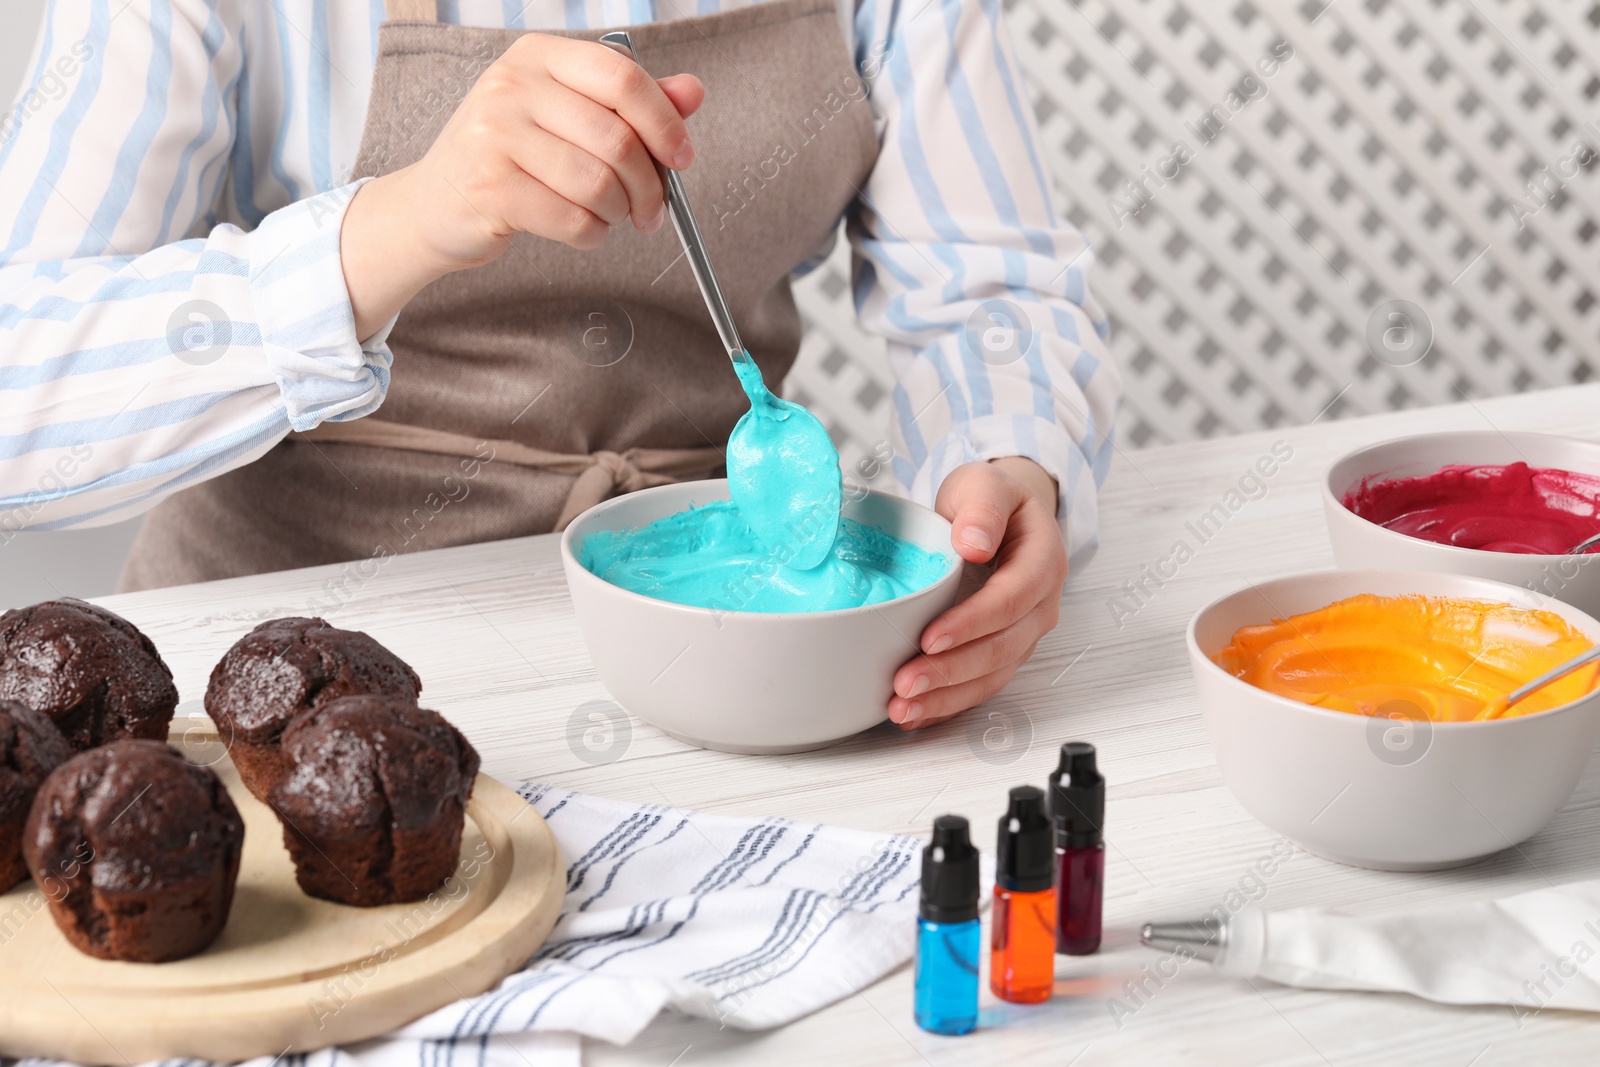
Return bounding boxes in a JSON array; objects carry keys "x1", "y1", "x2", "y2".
[{"x1": 83, "y1": 383, "x2": 1600, "y2": 1066}]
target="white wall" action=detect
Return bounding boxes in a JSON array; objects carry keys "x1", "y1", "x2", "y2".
[{"x1": 0, "y1": 0, "x2": 146, "y2": 611}]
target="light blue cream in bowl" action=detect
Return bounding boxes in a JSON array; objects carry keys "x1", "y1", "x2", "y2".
[{"x1": 561, "y1": 480, "x2": 961, "y2": 754}]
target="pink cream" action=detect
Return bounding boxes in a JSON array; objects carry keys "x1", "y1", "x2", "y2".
[{"x1": 1342, "y1": 461, "x2": 1600, "y2": 554}]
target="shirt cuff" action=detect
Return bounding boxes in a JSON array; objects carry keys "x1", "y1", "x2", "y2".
[
  {"x1": 246, "y1": 178, "x2": 395, "y2": 432},
  {"x1": 900, "y1": 413, "x2": 1102, "y2": 570}
]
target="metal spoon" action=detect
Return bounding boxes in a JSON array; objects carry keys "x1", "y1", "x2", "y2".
[
  {"x1": 1479, "y1": 643, "x2": 1600, "y2": 720},
  {"x1": 1569, "y1": 532, "x2": 1600, "y2": 555},
  {"x1": 597, "y1": 31, "x2": 842, "y2": 569},
  {"x1": 597, "y1": 30, "x2": 751, "y2": 370}
]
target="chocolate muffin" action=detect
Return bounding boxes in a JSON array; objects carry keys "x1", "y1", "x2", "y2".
[
  {"x1": 23, "y1": 740, "x2": 244, "y2": 962},
  {"x1": 270, "y1": 695, "x2": 479, "y2": 907},
  {"x1": 205, "y1": 617, "x2": 422, "y2": 800},
  {"x1": 0, "y1": 599, "x2": 178, "y2": 751},
  {"x1": 0, "y1": 701, "x2": 72, "y2": 892}
]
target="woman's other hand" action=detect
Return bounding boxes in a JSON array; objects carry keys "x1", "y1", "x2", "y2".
[
  {"x1": 889, "y1": 457, "x2": 1067, "y2": 730},
  {"x1": 340, "y1": 36, "x2": 704, "y2": 339}
]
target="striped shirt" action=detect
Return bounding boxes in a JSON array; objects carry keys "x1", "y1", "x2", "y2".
[{"x1": 0, "y1": 0, "x2": 1119, "y2": 563}]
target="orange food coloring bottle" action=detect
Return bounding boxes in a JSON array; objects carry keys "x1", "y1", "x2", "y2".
[{"x1": 992, "y1": 786, "x2": 1056, "y2": 1004}]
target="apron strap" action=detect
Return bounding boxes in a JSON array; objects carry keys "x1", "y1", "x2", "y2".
[
  {"x1": 295, "y1": 420, "x2": 726, "y2": 530},
  {"x1": 384, "y1": 0, "x2": 438, "y2": 21}
]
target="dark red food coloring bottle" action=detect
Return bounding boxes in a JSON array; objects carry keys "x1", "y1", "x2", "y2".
[{"x1": 1049, "y1": 741, "x2": 1104, "y2": 955}]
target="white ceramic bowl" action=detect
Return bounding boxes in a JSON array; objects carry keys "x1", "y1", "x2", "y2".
[
  {"x1": 560, "y1": 479, "x2": 962, "y2": 754},
  {"x1": 1323, "y1": 431, "x2": 1600, "y2": 617},
  {"x1": 1188, "y1": 569, "x2": 1600, "y2": 871}
]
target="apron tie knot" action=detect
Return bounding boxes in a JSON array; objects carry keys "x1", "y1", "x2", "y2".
[{"x1": 559, "y1": 449, "x2": 673, "y2": 530}]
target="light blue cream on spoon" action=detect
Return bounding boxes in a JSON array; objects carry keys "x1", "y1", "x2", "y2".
[
  {"x1": 726, "y1": 359, "x2": 841, "y2": 570},
  {"x1": 600, "y1": 30, "x2": 842, "y2": 572}
]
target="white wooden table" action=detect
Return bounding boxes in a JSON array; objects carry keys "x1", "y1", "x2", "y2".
[{"x1": 96, "y1": 384, "x2": 1600, "y2": 1065}]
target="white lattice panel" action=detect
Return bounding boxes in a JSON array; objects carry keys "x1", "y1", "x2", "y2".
[{"x1": 787, "y1": 0, "x2": 1600, "y2": 452}]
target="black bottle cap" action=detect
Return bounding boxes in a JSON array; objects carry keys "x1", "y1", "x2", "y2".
[
  {"x1": 1049, "y1": 741, "x2": 1105, "y2": 850},
  {"x1": 920, "y1": 814, "x2": 980, "y2": 924},
  {"x1": 996, "y1": 785, "x2": 1054, "y2": 893}
]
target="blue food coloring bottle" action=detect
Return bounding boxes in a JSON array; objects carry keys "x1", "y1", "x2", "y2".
[{"x1": 914, "y1": 814, "x2": 981, "y2": 1035}]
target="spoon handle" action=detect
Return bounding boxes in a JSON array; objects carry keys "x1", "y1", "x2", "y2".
[
  {"x1": 598, "y1": 30, "x2": 750, "y2": 367},
  {"x1": 1500, "y1": 643, "x2": 1600, "y2": 712}
]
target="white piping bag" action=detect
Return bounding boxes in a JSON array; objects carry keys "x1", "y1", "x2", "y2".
[{"x1": 1142, "y1": 881, "x2": 1600, "y2": 1020}]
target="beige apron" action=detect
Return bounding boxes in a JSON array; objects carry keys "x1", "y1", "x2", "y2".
[{"x1": 119, "y1": 0, "x2": 877, "y2": 591}]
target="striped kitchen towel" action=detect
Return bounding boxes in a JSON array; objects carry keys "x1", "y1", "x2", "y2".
[
  {"x1": 388, "y1": 782, "x2": 925, "y2": 1051},
  {"x1": 23, "y1": 784, "x2": 924, "y2": 1067}
]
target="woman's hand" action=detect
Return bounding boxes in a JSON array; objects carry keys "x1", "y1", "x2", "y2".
[
  {"x1": 889, "y1": 457, "x2": 1067, "y2": 730},
  {"x1": 340, "y1": 35, "x2": 705, "y2": 340}
]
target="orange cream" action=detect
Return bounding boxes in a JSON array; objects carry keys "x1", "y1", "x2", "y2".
[{"x1": 1213, "y1": 594, "x2": 1599, "y2": 722}]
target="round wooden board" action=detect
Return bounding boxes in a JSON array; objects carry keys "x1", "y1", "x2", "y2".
[{"x1": 0, "y1": 719, "x2": 565, "y2": 1063}]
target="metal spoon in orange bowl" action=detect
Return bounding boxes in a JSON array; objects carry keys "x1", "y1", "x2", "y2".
[
  {"x1": 1569, "y1": 531, "x2": 1600, "y2": 554},
  {"x1": 1478, "y1": 643, "x2": 1600, "y2": 720}
]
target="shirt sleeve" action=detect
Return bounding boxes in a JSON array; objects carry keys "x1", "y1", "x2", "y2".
[
  {"x1": 0, "y1": 0, "x2": 391, "y2": 536},
  {"x1": 848, "y1": 0, "x2": 1121, "y2": 567}
]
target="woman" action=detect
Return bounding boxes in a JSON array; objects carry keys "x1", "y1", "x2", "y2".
[{"x1": 0, "y1": 0, "x2": 1118, "y2": 730}]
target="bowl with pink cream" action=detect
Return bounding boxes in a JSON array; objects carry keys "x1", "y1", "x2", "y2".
[{"x1": 1323, "y1": 431, "x2": 1600, "y2": 616}]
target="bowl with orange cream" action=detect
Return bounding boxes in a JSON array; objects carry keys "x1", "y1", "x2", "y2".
[
  {"x1": 1188, "y1": 570, "x2": 1600, "y2": 870},
  {"x1": 1323, "y1": 431, "x2": 1600, "y2": 616}
]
